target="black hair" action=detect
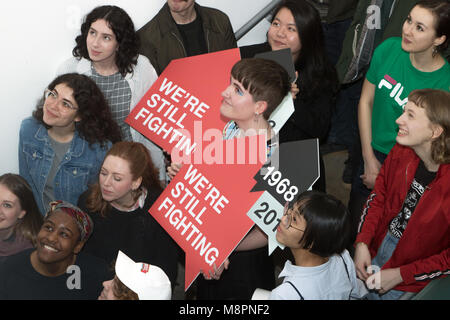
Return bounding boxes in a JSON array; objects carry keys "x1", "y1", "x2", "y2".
[
  {"x1": 72, "y1": 5, "x2": 139, "y2": 77},
  {"x1": 294, "y1": 190, "x2": 352, "y2": 258},
  {"x1": 271, "y1": 0, "x2": 339, "y2": 101}
]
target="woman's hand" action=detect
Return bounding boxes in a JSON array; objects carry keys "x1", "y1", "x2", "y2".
[
  {"x1": 361, "y1": 155, "x2": 382, "y2": 189},
  {"x1": 202, "y1": 259, "x2": 230, "y2": 280},
  {"x1": 366, "y1": 268, "x2": 403, "y2": 294},
  {"x1": 354, "y1": 242, "x2": 372, "y2": 281},
  {"x1": 167, "y1": 162, "x2": 182, "y2": 180}
]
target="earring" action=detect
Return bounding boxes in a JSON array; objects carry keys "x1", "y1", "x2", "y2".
[
  {"x1": 254, "y1": 112, "x2": 260, "y2": 122},
  {"x1": 432, "y1": 46, "x2": 438, "y2": 57}
]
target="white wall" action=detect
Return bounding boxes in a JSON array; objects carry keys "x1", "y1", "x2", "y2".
[{"x1": 0, "y1": 0, "x2": 272, "y2": 175}]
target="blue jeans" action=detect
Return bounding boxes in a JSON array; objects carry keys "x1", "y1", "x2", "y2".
[
  {"x1": 367, "y1": 232, "x2": 405, "y2": 300},
  {"x1": 351, "y1": 148, "x2": 388, "y2": 197}
]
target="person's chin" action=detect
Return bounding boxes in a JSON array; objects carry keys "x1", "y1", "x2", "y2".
[
  {"x1": 396, "y1": 136, "x2": 410, "y2": 147},
  {"x1": 219, "y1": 105, "x2": 231, "y2": 118}
]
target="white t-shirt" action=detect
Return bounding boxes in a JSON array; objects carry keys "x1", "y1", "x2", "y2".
[{"x1": 270, "y1": 250, "x2": 368, "y2": 300}]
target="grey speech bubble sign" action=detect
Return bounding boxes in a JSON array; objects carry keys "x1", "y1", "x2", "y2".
[{"x1": 246, "y1": 191, "x2": 285, "y2": 255}]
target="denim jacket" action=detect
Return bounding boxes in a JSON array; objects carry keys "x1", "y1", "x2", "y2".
[{"x1": 19, "y1": 117, "x2": 111, "y2": 215}]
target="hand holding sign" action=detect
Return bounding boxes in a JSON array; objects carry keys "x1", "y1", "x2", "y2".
[
  {"x1": 126, "y1": 49, "x2": 300, "y2": 291},
  {"x1": 149, "y1": 137, "x2": 265, "y2": 290}
]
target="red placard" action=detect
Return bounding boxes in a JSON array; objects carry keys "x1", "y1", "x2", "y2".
[
  {"x1": 127, "y1": 48, "x2": 241, "y2": 157},
  {"x1": 150, "y1": 138, "x2": 265, "y2": 290},
  {"x1": 126, "y1": 49, "x2": 270, "y2": 290}
]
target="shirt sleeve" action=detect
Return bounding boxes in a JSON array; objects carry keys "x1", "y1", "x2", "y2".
[
  {"x1": 400, "y1": 242, "x2": 450, "y2": 285},
  {"x1": 131, "y1": 55, "x2": 158, "y2": 110},
  {"x1": 366, "y1": 37, "x2": 397, "y2": 85},
  {"x1": 220, "y1": 14, "x2": 237, "y2": 50}
]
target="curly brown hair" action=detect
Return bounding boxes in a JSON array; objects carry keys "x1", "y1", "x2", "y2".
[
  {"x1": 72, "y1": 5, "x2": 139, "y2": 77},
  {"x1": 33, "y1": 73, "x2": 122, "y2": 147},
  {"x1": 113, "y1": 276, "x2": 139, "y2": 300}
]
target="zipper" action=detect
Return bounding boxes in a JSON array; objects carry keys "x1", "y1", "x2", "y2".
[
  {"x1": 171, "y1": 31, "x2": 187, "y2": 57},
  {"x1": 205, "y1": 29, "x2": 210, "y2": 52}
]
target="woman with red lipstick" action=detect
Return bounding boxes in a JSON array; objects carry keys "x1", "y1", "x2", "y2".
[
  {"x1": 354, "y1": 89, "x2": 450, "y2": 300},
  {"x1": 19, "y1": 73, "x2": 121, "y2": 216},
  {"x1": 240, "y1": 0, "x2": 339, "y2": 192},
  {"x1": 0, "y1": 201, "x2": 109, "y2": 300},
  {"x1": 78, "y1": 142, "x2": 178, "y2": 287},
  {"x1": 349, "y1": 0, "x2": 450, "y2": 235},
  {"x1": 57, "y1": 5, "x2": 166, "y2": 184}
]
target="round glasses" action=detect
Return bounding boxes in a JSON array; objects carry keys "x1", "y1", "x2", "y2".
[
  {"x1": 44, "y1": 89, "x2": 78, "y2": 112},
  {"x1": 282, "y1": 202, "x2": 304, "y2": 232}
]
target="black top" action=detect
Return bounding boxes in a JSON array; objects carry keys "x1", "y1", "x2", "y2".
[
  {"x1": 240, "y1": 42, "x2": 334, "y2": 144},
  {"x1": 0, "y1": 248, "x2": 109, "y2": 300},
  {"x1": 389, "y1": 160, "x2": 437, "y2": 239},
  {"x1": 78, "y1": 188, "x2": 179, "y2": 285},
  {"x1": 176, "y1": 13, "x2": 207, "y2": 57}
]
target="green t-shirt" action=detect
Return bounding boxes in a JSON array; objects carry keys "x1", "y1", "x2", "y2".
[{"x1": 366, "y1": 37, "x2": 450, "y2": 154}]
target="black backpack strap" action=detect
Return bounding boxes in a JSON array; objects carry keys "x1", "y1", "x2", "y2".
[
  {"x1": 285, "y1": 281, "x2": 304, "y2": 300},
  {"x1": 339, "y1": 253, "x2": 355, "y2": 300},
  {"x1": 339, "y1": 254, "x2": 351, "y2": 281}
]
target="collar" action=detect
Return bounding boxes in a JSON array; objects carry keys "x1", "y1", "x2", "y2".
[
  {"x1": 35, "y1": 123, "x2": 86, "y2": 158},
  {"x1": 112, "y1": 188, "x2": 148, "y2": 213},
  {"x1": 279, "y1": 259, "x2": 331, "y2": 279},
  {"x1": 77, "y1": 57, "x2": 134, "y2": 81},
  {"x1": 393, "y1": 144, "x2": 450, "y2": 182}
]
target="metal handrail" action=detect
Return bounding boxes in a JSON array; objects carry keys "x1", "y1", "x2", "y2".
[{"x1": 234, "y1": 0, "x2": 282, "y2": 41}]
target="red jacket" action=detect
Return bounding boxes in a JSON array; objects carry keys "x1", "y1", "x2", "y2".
[{"x1": 356, "y1": 144, "x2": 450, "y2": 292}]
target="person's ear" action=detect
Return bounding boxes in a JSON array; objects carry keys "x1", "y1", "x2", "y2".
[
  {"x1": 132, "y1": 176, "x2": 143, "y2": 191},
  {"x1": 255, "y1": 101, "x2": 268, "y2": 117},
  {"x1": 73, "y1": 241, "x2": 85, "y2": 255},
  {"x1": 18, "y1": 209, "x2": 27, "y2": 220},
  {"x1": 433, "y1": 34, "x2": 446, "y2": 48},
  {"x1": 431, "y1": 124, "x2": 444, "y2": 140}
]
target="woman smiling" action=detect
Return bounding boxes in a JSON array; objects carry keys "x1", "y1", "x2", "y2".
[
  {"x1": 354, "y1": 89, "x2": 450, "y2": 299},
  {"x1": 19, "y1": 73, "x2": 121, "y2": 215},
  {"x1": 0, "y1": 201, "x2": 109, "y2": 300}
]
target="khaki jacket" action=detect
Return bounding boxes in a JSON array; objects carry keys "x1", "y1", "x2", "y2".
[{"x1": 137, "y1": 2, "x2": 237, "y2": 75}]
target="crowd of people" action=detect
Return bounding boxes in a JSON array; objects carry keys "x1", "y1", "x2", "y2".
[{"x1": 0, "y1": 0, "x2": 449, "y2": 300}]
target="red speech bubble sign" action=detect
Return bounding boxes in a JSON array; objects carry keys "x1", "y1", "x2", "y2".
[
  {"x1": 126, "y1": 49, "x2": 270, "y2": 291},
  {"x1": 149, "y1": 137, "x2": 265, "y2": 290},
  {"x1": 126, "y1": 48, "x2": 241, "y2": 155}
]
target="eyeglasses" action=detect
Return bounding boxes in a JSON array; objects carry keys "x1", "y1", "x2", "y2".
[
  {"x1": 282, "y1": 202, "x2": 304, "y2": 232},
  {"x1": 44, "y1": 89, "x2": 78, "y2": 112}
]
